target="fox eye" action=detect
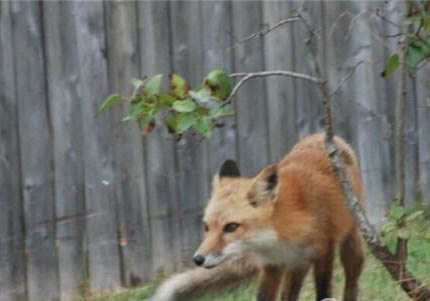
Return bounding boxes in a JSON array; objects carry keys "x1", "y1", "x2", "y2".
[
  {"x1": 204, "y1": 222, "x2": 209, "y2": 232},
  {"x1": 223, "y1": 223, "x2": 240, "y2": 233}
]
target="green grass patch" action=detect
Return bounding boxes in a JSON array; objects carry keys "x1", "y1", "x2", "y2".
[{"x1": 75, "y1": 224, "x2": 430, "y2": 301}]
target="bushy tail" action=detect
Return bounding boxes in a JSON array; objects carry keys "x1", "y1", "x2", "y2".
[{"x1": 146, "y1": 255, "x2": 259, "y2": 301}]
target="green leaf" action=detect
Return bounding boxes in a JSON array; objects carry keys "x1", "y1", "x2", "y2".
[
  {"x1": 170, "y1": 73, "x2": 189, "y2": 99},
  {"x1": 424, "y1": 15, "x2": 430, "y2": 35},
  {"x1": 128, "y1": 101, "x2": 149, "y2": 121},
  {"x1": 397, "y1": 228, "x2": 410, "y2": 240},
  {"x1": 122, "y1": 115, "x2": 132, "y2": 122},
  {"x1": 405, "y1": 210, "x2": 424, "y2": 223},
  {"x1": 209, "y1": 105, "x2": 234, "y2": 119},
  {"x1": 204, "y1": 68, "x2": 232, "y2": 100},
  {"x1": 159, "y1": 94, "x2": 175, "y2": 107},
  {"x1": 96, "y1": 94, "x2": 122, "y2": 117},
  {"x1": 165, "y1": 115, "x2": 178, "y2": 133},
  {"x1": 138, "y1": 112, "x2": 154, "y2": 131},
  {"x1": 176, "y1": 113, "x2": 197, "y2": 133},
  {"x1": 407, "y1": 38, "x2": 430, "y2": 73},
  {"x1": 194, "y1": 116, "x2": 213, "y2": 138},
  {"x1": 131, "y1": 78, "x2": 144, "y2": 90},
  {"x1": 195, "y1": 107, "x2": 210, "y2": 117},
  {"x1": 172, "y1": 99, "x2": 197, "y2": 113},
  {"x1": 388, "y1": 200, "x2": 406, "y2": 222},
  {"x1": 381, "y1": 222, "x2": 396, "y2": 235},
  {"x1": 189, "y1": 87, "x2": 212, "y2": 103},
  {"x1": 382, "y1": 54, "x2": 399, "y2": 77},
  {"x1": 144, "y1": 74, "x2": 163, "y2": 96}
]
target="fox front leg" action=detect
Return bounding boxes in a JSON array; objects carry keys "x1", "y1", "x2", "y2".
[{"x1": 256, "y1": 265, "x2": 285, "y2": 301}]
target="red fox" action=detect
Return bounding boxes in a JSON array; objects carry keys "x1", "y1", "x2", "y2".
[{"x1": 147, "y1": 133, "x2": 365, "y2": 301}]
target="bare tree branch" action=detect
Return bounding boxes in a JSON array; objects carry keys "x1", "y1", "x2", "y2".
[
  {"x1": 228, "y1": 16, "x2": 300, "y2": 51},
  {"x1": 225, "y1": 70, "x2": 322, "y2": 104},
  {"x1": 394, "y1": 0, "x2": 412, "y2": 276},
  {"x1": 329, "y1": 60, "x2": 365, "y2": 97}
]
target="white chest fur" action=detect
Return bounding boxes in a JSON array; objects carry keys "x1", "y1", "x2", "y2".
[{"x1": 245, "y1": 230, "x2": 316, "y2": 267}]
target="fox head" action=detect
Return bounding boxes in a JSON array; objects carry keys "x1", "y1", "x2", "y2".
[{"x1": 193, "y1": 159, "x2": 279, "y2": 269}]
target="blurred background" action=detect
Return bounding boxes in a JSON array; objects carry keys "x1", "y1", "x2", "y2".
[{"x1": 1, "y1": 1, "x2": 429, "y2": 300}]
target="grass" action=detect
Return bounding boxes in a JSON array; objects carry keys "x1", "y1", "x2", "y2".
[{"x1": 74, "y1": 225, "x2": 430, "y2": 301}]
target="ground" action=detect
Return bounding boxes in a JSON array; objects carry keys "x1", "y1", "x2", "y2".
[{"x1": 74, "y1": 225, "x2": 430, "y2": 301}]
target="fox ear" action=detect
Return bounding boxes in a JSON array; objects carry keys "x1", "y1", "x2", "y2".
[
  {"x1": 247, "y1": 163, "x2": 278, "y2": 207},
  {"x1": 212, "y1": 159, "x2": 241, "y2": 191},
  {"x1": 219, "y1": 159, "x2": 240, "y2": 178}
]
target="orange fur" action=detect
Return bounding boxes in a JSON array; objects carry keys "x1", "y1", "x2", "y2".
[{"x1": 148, "y1": 133, "x2": 365, "y2": 301}]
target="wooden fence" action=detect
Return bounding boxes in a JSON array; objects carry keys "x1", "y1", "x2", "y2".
[{"x1": 0, "y1": 1, "x2": 429, "y2": 300}]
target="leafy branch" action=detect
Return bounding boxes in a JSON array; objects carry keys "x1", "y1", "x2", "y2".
[
  {"x1": 382, "y1": 3, "x2": 430, "y2": 77},
  {"x1": 97, "y1": 69, "x2": 235, "y2": 139}
]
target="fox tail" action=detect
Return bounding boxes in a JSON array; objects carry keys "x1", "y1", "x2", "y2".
[{"x1": 146, "y1": 255, "x2": 258, "y2": 301}]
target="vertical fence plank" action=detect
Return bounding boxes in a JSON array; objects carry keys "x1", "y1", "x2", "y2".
[
  {"x1": 73, "y1": 1, "x2": 121, "y2": 292},
  {"x1": 404, "y1": 79, "x2": 419, "y2": 207},
  {"x1": 384, "y1": 1, "x2": 419, "y2": 207},
  {"x1": 416, "y1": 66, "x2": 430, "y2": 205},
  {"x1": 347, "y1": 1, "x2": 389, "y2": 225},
  {"x1": 292, "y1": 1, "x2": 325, "y2": 139},
  {"x1": 231, "y1": 1, "x2": 270, "y2": 175},
  {"x1": 323, "y1": 2, "x2": 358, "y2": 144},
  {"x1": 169, "y1": 0, "x2": 210, "y2": 267},
  {"x1": 381, "y1": 1, "x2": 402, "y2": 205},
  {"x1": 42, "y1": 2, "x2": 86, "y2": 299},
  {"x1": 105, "y1": 0, "x2": 150, "y2": 286},
  {"x1": 0, "y1": 1, "x2": 26, "y2": 300},
  {"x1": 11, "y1": 1, "x2": 59, "y2": 300},
  {"x1": 262, "y1": 1, "x2": 298, "y2": 160},
  {"x1": 137, "y1": 1, "x2": 181, "y2": 274},
  {"x1": 200, "y1": 0, "x2": 238, "y2": 175}
]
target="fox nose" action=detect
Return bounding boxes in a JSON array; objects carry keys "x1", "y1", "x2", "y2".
[{"x1": 193, "y1": 255, "x2": 205, "y2": 266}]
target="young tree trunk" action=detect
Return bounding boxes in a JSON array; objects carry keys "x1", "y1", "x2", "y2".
[{"x1": 302, "y1": 11, "x2": 430, "y2": 301}]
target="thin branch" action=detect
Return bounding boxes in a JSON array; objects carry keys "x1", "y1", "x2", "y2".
[
  {"x1": 410, "y1": 0, "x2": 427, "y2": 19},
  {"x1": 229, "y1": 16, "x2": 300, "y2": 51},
  {"x1": 329, "y1": 60, "x2": 365, "y2": 97},
  {"x1": 225, "y1": 70, "x2": 322, "y2": 104},
  {"x1": 394, "y1": 0, "x2": 412, "y2": 273},
  {"x1": 373, "y1": 8, "x2": 403, "y2": 29}
]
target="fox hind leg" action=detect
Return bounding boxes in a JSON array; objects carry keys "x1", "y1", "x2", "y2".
[
  {"x1": 313, "y1": 242, "x2": 335, "y2": 301},
  {"x1": 340, "y1": 229, "x2": 364, "y2": 301}
]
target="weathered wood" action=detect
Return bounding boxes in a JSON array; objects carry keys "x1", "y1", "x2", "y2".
[
  {"x1": 231, "y1": 1, "x2": 270, "y2": 174},
  {"x1": 384, "y1": 1, "x2": 419, "y2": 208},
  {"x1": 2, "y1": 2, "x2": 430, "y2": 299},
  {"x1": 105, "y1": 0, "x2": 150, "y2": 286},
  {"x1": 0, "y1": 2, "x2": 26, "y2": 300},
  {"x1": 382, "y1": 0, "x2": 402, "y2": 205},
  {"x1": 322, "y1": 1, "x2": 357, "y2": 144},
  {"x1": 11, "y1": 1, "x2": 59, "y2": 300},
  {"x1": 262, "y1": 1, "x2": 298, "y2": 160},
  {"x1": 345, "y1": 1, "x2": 389, "y2": 225},
  {"x1": 73, "y1": 1, "x2": 121, "y2": 292},
  {"x1": 137, "y1": 1, "x2": 181, "y2": 274},
  {"x1": 292, "y1": 1, "x2": 325, "y2": 139},
  {"x1": 200, "y1": 1, "x2": 238, "y2": 175},
  {"x1": 169, "y1": 0, "x2": 210, "y2": 267},
  {"x1": 42, "y1": 2, "x2": 87, "y2": 299},
  {"x1": 416, "y1": 65, "x2": 430, "y2": 205}
]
